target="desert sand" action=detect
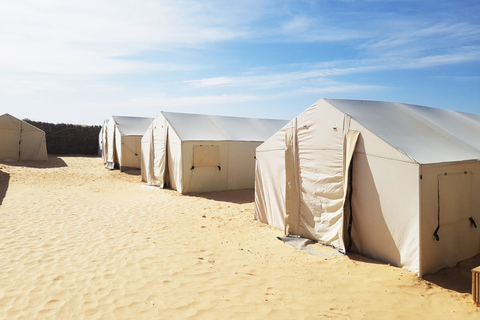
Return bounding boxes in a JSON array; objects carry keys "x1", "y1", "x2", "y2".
[{"x1": 0, "y1": 155, "x2": 479, "y2": 319}]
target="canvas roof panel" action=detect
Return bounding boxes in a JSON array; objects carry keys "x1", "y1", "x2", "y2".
[
  {"x1": 162, "y1": 111, "x2": 288, "y2": 142},
  {"x1": 324, "y1": 99, "x2": 480, "y2": 164},
  {"x1": 111, "y1": 116, "x2": 153, "y2": 136}
]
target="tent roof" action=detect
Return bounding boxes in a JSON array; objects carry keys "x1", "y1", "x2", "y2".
[
  {"x1": 323, "y1": 98, "x2": 480, "y2": 164},
  {"x1": 111, "y1": 116, "x2": 153, "y2": 136},
  {"x1": 161, "y1": 111, "x2": 289, "y2": 142},
  {"x1": 0, "y1": 113, "x2": 46, "y2": 133}
]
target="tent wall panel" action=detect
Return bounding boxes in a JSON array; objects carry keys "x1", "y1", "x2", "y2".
[
  {"x1": 349, "y1": 153, "x2": 420, "y2": 274},
  {"x1": 166, "y1": 134, "x2": 182, "y2": 193},
  {"x1": 0, "y1": 129, "x2": 19, "y2": 160},
  {"x1": 226, "y1": 141, "x2": 260, "y2": 190},
  {"x1": 254, "y1": 122, "x2": 291, "y2": 230},
  {"x1": 420, "y1": 161, "x2": 480, "y2": 275},
  {"x1": 255, "y1": 147, "x2": 287, "y2": 230},
  {"x1": 0, "y1": 114, "x2": 47, "y2": 161},
  {"x1": 19, "y1": 128, "x2": 48, "y2": 160},
  {"x1": 181, "y1": 141, "x2": 229, "y2": 193},
  {"x1": 120, "y1": 135, "x2": 142, "y2": 170}
]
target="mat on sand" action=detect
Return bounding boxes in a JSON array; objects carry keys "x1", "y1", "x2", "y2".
[{"x1": 278, "y1": 236, "x2": 344, "y2": 259}]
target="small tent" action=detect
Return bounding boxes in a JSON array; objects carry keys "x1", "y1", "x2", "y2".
[
  {"x1": 0, "y1": 114, "x2": 48, "y2": 161},
  {"x1": 255, "y1": 98, "x2": 480, "y2": 276},
  {"x1": 102, "y1": 115, "x2": 153, "y2": 171},
  {"x1": 141, "y1": 111, "x2": 288, "y2": 193}
]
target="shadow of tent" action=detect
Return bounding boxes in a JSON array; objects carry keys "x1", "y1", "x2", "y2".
[
  {"x1": 185, "y1": 189, "x2": 254, "y2": 205},
  {"x1": 423, "y1": 254, "x2": 480, "y2": 294},
  {"x1": 121, "y1": 169, "x2": 141, "y2": 176},
  {"x1": 0, "y1": 155, "x2": 68, "y2": 169},
  {"x1": 349, "y1": 247, "x2": 478, "y2": 295},
  {"x1": 0, "y1": 170, "x2": 9, "y2": 205},
  {"x1": 346, "y1": 252, "x2": 394, "y2": 266}
]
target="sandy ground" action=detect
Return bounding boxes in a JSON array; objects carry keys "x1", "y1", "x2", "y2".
[{"x1": 0, "y1": 155, "x2": 479, "y2": 319}]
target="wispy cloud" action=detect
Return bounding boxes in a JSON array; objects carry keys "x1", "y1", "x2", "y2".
[
  {"x1": 0, "y1": 0, "x2": 268, "y2": 76},
  {"x1": 187, "y1": 63, "x2": 381, "y2": 90}
]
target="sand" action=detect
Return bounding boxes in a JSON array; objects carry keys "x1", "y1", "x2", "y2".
[{"x1": 0, "y1": 155, "x2": 479, "y2": 319}]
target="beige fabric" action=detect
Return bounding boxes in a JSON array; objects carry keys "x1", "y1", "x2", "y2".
[
  {"x1": 341, "y1": 129, "x2": 359, "y2": 252},
  {"x1": 142, "y1": 112, "x2": 287, "y2": 194},
  {"x1": 103, "y1": 116, "x2": 153, "y2": 170},
  {"x1": 255, "y1": 98, "x2": 480, "y2": 276},
  {"x1": 226, "y1": 141, "x2": 261, "y2": 190},
  {"x1": 254, "y1": 124, "x2": 289, "y2": 230},
  {"x1": 141, "y1": 116, "x2": 169, "y2": 187},
  {"x1": 420, "y1": 163, "x2": 480, "y2": 275},
  {"x1": 0, "y1": 114, "x2": 47, "y2": 161},
  {"x1": 284, "y1": 120, "x2": 299, "y2": 236},
  {"x1": 104, "y1": 118, "x2": 117, "y2": 169},
  {"x1": 193, "y1": 145, "x2": 220, "y2": 167},
  {"x1": 140, "y1": 124, "x2": 153, "y2": 183}
]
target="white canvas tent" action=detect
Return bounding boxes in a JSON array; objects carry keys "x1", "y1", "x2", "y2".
[
  {"x1": 103, "y1": 116, "x2": 153, "y2": 171},
  {"x1": 255, "y1": 98, "x2": 480, "y2": 276},
  {"x1": 142, "y1": 111, "x2": 288, "y2": 194},
  {"x1": 0, "y1": 114, "x2": 48, "y2": 161}
]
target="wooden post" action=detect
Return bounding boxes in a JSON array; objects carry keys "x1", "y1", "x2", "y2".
[{"x1": 472, "y1": 266, "x2": 480, "y2": 306}]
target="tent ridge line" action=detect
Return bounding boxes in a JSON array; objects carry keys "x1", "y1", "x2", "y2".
[{"x1": 354, "y1": 151, "x2": 418, "y2": 164}]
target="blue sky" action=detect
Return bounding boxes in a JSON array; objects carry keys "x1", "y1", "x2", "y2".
[{"x1": 1, "y1": 0, "x2": 479, "y2": 125}]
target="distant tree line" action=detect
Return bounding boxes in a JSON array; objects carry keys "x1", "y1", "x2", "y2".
[{"x1": 24, "y1": 119, "x2": 101, "y2": 155}]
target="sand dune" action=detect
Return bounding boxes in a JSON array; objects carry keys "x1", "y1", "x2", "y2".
[{"x1": 0, "y1": 156, "x2": 479, "y2": 319}]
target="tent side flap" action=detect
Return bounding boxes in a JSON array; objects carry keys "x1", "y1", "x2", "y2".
[
  {"x1": 166, "y1": 129, "x2": 183, "y2": 193},
  {"x1": 292, "y1": 102, "x2": 350, "y2": 250},
  {"x1": 152, "y1": 118, "x2": 168, "y2": 187},
  {"x1": 141, "y1": 123, "x2": 153, "y2": 183},
  {"x1": 105, "y1": 118, "x2": 117, "y2": 169},
  {"x1": 285, "y1": 119, "x2": 300, "y2": 235},
  {"x1": 114, "y1": 126, "x2": 123, "y2": 169}
]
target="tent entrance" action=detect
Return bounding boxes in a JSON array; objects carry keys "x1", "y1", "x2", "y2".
[
  {"x1": 342, "y1": 131, "x2": 360, "y2": 253},
  {"x1": 435, "y1": 171, "x2": 479, "y2": 266}
]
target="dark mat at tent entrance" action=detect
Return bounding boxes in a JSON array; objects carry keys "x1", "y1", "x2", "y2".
[{"x1": 278, "y1": 236, "x2": 344, "y2": 259}]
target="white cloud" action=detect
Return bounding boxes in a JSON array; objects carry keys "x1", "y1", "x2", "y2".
[
  {"x1": 0, "y1": 0, "x2": 267, "y2": 76},
  {"x1": 187, "y1": 64, "x2": 382, "y2": 90}
]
